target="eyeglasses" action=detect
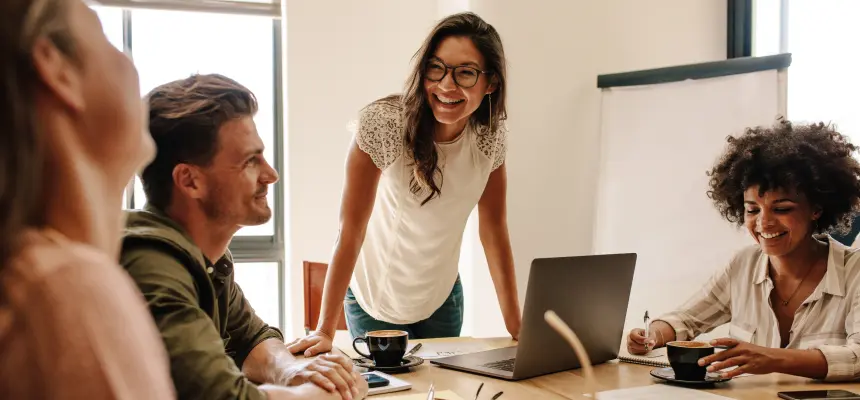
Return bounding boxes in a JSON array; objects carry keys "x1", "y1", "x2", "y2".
[{"x1": 424, "y1": 59, "x2": 492, "y2": 88}]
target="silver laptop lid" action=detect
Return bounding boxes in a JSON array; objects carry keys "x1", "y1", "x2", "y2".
[{"x1": 511, "y1": 253, "x2": 636, "y2": 378}]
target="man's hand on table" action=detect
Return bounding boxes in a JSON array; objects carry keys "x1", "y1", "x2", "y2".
[
  {"x1": 280, "y1": 350, "x2": 367, "y2": 400},
  {"x1": 261, "y1": 381, "x2": 364, "y2": 400}
]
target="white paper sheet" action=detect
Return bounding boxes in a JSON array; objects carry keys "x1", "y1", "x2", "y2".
[
  {"x1": 411, "y1": 341, "x2": 496, "y2": 360},
  {"x1": 381, "y1": 390, "x2": 464, "y2": 400},
  {"x1": 345, "y1": 340, "x2": 495, "y2": 360},
  {"x1": 596, "y1": 385, "x2": 734, "y2": 399}
]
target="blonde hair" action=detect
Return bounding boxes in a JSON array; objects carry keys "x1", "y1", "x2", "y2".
[{"x1": 0, "y1": 0, "x2": 75, "y2": 267}]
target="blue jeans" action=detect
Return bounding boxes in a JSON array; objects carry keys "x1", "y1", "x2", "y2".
[{"x1": 343, "y1": 277, "x2": 464, "y2": 339}]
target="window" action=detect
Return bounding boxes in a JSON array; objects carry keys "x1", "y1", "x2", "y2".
[
  {"x1": 93, "y1": 5, "x2": 286, "y2": 329},
  {"x1": 94, "y1": 7, "x2": 124, "y2": 51},
  {"x1": 752, "y1": 0, "x2": 782, "y2": 57},
  {"x1": 753, "y1": 1, "x2": 860, "y2": 142},
  {"x1": 131, "y1": 9, "x2": 276, "y2": 237},
  {"x1": 234, "y1": 262, "x2": 281, "y2": 328}
]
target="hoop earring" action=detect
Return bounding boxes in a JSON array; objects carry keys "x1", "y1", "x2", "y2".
[{"x1": 488, "y1": 93, "x2": 493, "y2": 132}]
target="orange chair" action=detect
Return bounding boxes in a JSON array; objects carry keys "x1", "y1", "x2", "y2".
[{"x1": 303, "y1": 261, "x2": 348, "y2": 334}]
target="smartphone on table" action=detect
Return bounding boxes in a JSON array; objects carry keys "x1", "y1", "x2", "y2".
[
  {"x1": 362, "y1": 372, "x2": 390, "y2": 388},
  {"x1": 778, "y1": 390, "x2": 860, "y2": 400}
]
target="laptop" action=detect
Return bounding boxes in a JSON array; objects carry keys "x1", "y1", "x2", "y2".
[{"x1": 430, "y1": 253, "x2": 637, "y2": 380}]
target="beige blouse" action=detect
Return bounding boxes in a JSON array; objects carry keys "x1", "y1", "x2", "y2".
[
  {"x1": 658, "y1": 237, "x2": 860, "y2": 382},
  {"x1": 0, "y1": 230, "x2": 175, "y2": 399}
]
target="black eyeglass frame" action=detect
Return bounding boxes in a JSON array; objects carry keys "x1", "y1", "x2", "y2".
[{"x1": 423, "y1": 59, "x2": 494, "y2": 88}]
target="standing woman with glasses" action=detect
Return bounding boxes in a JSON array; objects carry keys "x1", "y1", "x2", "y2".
[{"x1": 289, "y1": 12, "x2": 521, "y2": 355}]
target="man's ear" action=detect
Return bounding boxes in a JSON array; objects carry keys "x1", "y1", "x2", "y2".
[
  {"x1": 30, "y1": 37, "x2": 86, "y2": 113},
  {"x1": 172, "y1": 164, "x2": 206, "y2": 200}
]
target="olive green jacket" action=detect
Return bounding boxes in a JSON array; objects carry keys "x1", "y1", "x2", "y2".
[{"x1": 121, "y1": 206, "x2": 283, "y2": 400}]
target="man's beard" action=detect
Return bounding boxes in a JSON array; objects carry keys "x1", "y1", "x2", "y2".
[
  {"x1": 249, "y1": 200, "x2": 273, "y2": 225},
  {"x1": 200, "y1": 195, "x2": 230, "y2": 223},
  {"x1": 200, "y1": 194, "x2": 272, "y2": 227}
]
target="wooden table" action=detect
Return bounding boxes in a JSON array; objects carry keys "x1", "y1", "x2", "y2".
[{"x1": 335, "y1": 332, "x2": 860, "y2": 399}]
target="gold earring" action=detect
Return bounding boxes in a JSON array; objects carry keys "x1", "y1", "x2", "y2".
[{"x1": 488, "y1": 93, "x2": 492, "y2": 132}]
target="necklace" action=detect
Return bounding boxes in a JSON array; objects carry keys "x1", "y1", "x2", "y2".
[{"x1": 774, "y1": 261, "x2": 818, "y2": 306}]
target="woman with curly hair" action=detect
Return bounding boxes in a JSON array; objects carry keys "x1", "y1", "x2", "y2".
[{"x1": 625, "y1": 120, "x2": 860, "y2": 382}]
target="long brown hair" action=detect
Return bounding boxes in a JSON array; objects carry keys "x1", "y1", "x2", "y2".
[
  {"x1": 401, "y1": 12, "x2": 507, "y2": 205},
  {"x1": 0, "y1": 0, "x2": 74, "y2": 267}
]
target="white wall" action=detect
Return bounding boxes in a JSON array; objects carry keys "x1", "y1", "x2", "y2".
[
  {"x1": 282, "y1": 0, "x2": 727, "y2": 338},
  {"x1": 598, "y1": 0, "x2": 727, "y2": 74},
  {"x1": 461, "y1": 0, "x2": 727, "y2": 337},
  {"x1": 282, "y1": 0, "x2": 464, "y2": 337}
]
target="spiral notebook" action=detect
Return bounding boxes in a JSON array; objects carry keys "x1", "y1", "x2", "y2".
[{"x1": 616, "y1": 347, "x2": 669, "y2": 367}]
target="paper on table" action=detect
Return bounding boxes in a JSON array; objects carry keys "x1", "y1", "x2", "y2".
[
  {"x1": 633, "y1": 347, "x2": 667, "y2": 358},
  {"x1": 380, "y1": 389, "x2": 464, "y2": 400},
  {"x1": 412, "y1": 341, "x2": 496, "y2": 360},
  {"x1": 616, "y1": 347, "x2": 669, "y2": 367},
  {"x1": 595, "y1": 385, "x2": 734, "y2": 399}
]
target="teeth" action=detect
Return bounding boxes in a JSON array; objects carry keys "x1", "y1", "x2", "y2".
[
  {"x1": 436, "y1": 94, "x2": 464, "y2": 105},
  {"x1": 760, "y1": 231, "x2": 786, "y2": 239}
]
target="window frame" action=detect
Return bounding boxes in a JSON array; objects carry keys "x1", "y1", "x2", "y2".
[
  {"x1": 727, "y1": 0, "x2": 753, "y2": 58},
  {"x1": 94, "y1": 0, "x2": 280, "y2": 17},
  {"x1": 112, "y1": 7, "x2": 286, "y2": 329}
]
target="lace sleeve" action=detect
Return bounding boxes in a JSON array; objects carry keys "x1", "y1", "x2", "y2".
[
  {"x1": 353, "y1": 101, "x2": 404, "y2": 170},
  {"x1": 476, "y1": 121, "x2": 509, "y2": 171}
]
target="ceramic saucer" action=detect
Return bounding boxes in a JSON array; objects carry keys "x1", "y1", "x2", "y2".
[
  {"x1": 353, "y1": 355, "x2": 424, "y2": 373},
  {"x1": 650, "y1": 367, "x2": 732, "y2": 385}
]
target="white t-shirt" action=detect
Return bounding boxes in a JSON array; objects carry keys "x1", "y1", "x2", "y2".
[{"x1": 350, "y1": 99, "x2": 508, "y2": 324}]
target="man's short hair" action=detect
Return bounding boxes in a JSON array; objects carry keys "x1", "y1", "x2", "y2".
[{"x1": 141, "y1": 74, "x2": 258, "y2": 210}]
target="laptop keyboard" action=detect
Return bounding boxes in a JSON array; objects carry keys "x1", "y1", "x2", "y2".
[{"x1": 480, "y1": 358, "x2": 515, "y2": 372}]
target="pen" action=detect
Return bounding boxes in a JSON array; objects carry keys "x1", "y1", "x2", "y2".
[
  {"x1": 427, "y1": 382, "x2": 435, "y2": 400},
  {"x1": 643, "y1": 310, "x2": 650, "y2": 352}
]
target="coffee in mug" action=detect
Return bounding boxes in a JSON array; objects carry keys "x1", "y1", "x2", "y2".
[
  {"x1": 352, "y1": 330, "x2": 409, "y2": 367},
  {"x1": 666, "y1": 341, "x2": 715, "y2": 381}
]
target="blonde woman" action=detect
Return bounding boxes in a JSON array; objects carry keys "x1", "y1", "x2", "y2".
[{"x1": 0, "y1": 0, "x2": 174, "y2": 398}]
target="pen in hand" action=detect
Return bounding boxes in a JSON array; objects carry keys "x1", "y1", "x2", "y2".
[{"x1": 643, "y1": 310, "x2": 651, "y2": 352}]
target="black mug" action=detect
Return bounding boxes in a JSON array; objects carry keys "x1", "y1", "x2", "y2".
[
  {"x1": 666, "y1": 341, "x2": 715, "y2": 381},
  {"x1": 352, "y1": 330, "x2": 409, "y2": 367}
]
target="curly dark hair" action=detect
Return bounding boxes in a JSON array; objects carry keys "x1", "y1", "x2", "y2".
[{"x1": 707, "y1": 119, "x2": 860, "y2": 235}]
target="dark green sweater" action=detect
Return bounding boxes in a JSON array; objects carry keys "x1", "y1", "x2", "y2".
[{"x1": 121, "y1": 206, "x2": 283, "y2": 400}]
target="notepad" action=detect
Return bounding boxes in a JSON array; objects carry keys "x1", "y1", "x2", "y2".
[
  {"x1": 616, "y1": 347, "x2": 670, "y2": 368},
  {"x1": 380, "y1": 389, "x2": 464, "y2": 400}
]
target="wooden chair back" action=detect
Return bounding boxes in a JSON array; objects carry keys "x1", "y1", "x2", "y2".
[{"x1": 303, "y1": 261, "x2": 348, "y2": 334}]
